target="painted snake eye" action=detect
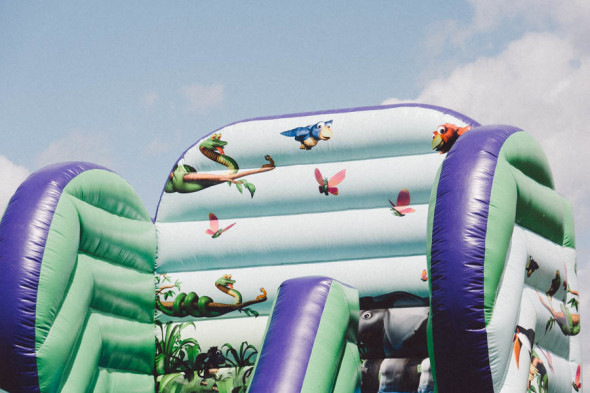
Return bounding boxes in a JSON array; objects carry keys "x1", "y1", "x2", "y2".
[{"x1": 361, "y1": 311, "x2": 372, "y2": 320}]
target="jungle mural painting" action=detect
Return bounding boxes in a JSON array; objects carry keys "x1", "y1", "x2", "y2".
[
  {"x1": 280, "y1": 120, "x2": 333, "y2": 150},
  {"x1": 165, "y1": 133, "x2": 276, "y2": 197},
  {"x1": 156, "y1": 274, "x2": 267, "y2": 318},
  {"x1": 155, "y1": 320, "x2": 259, "y2": 393},
  {"x1": 540, "y1": 262, "x2": 580, "y2": 336},
  {"x1": 524, "y1": 259, "x2": 580, "y2": 337},
  {"x1": 512, "y1": 256, "x2": 581, "y2": 393}
]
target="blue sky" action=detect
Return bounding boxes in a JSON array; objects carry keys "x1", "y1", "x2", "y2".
[{"x1": 1, "y1": 0, "x2": 589, "y2": 380}]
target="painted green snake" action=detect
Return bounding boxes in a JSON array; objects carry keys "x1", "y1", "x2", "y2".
[
  {"x1": 156, "y1": 274, "x2": 267, "y2": 318},
  {"x1": 164, "y1": 133, "x2": 275, "y2": 194}
]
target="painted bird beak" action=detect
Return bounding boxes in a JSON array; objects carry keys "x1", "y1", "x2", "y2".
[
  {"x1": 319, "y1": 125, "x2": 333, "y2": 140},
  {"x1": 432, "y1": 134, "x2": 443, "y2": 150}
]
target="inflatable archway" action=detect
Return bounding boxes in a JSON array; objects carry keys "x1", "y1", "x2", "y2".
[{"x1": 0, "y1": 104, "x2": 581, "y2": 393}]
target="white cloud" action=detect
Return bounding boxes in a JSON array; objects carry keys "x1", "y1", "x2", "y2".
[
  {"x1": 36, "y1": 130, "x2": 117, "y2": 170},
  {"x1": 422, "y1": 1, "x2": 590, "y2": 72},
  {"x1": 469, "y1": 0, "x2": 554, "y2": 32},
  {"x1": 386, "y1": 29, "x2": 590, "y2": 229},
  {"x1": 181, "y1": 83, "x2": 224, "y2": 112},
  {"x1": 412, "y1": 32, "x2": 590, "y2": 226},
  {"x1": 0, "y1": 155, "x2": 30, "y2": 216},
  {"x1": 468, "y1": 0, "x2": 590, "y2": 40}
]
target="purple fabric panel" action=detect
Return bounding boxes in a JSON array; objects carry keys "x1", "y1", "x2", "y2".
[
  {"x1": 430, "y1": 125, "x2": 519, "y2": 392},
  {"x1": 154, "y1": 103, "x2": 480, "y2": 219},
  {"x1": 0, "y1": 162, "x2": 107, "y2": 392},
  {"x1": 248, "y1": 276, "x2": 333, "y2": 393}
]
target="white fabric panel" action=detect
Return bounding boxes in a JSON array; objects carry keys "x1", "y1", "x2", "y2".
[
  {"x1": 157, "y1": 205, "x2": 428, "y2": 272},
  {"x1": 488, "y1": 227, "x2": 528, "y2": 392},
  {"x1": 499, "y1": 294, "x2": 536, "y2": 393}
]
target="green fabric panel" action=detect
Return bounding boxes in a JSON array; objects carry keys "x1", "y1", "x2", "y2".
[
  {"x1": 301, "y1": 281, "x2": 359, "y2": 392},
  {"x1": 79, "y1": 254, "x2": 154, "y2": 323},
  {"x1": 35, "y1": 196, "x2": 82, "y2": 352},
  {"x1": 35, "y1": 168, "x2": 156, "y2": 392},
  {"x1": 93, "y1": 369, "x2": 155, "y2": 393},
  {"x1": 426, "y1": 164, "x2": 442, "y2": 392},
  {"x1": 512, "y1": 168, "x2": 568, "y2": 244},
  {"x1": 63, "y1": 170, "x2": 152, "y2": 222},
  {"x1": 496, "y1": 132, "x2": 554, "y2": 189},
  {"x1": 562, "y1": 198, "x2": 575, "y2": 248},
  {"x1": 74, "y1": 198, "x2": 154, "y2": 273},
  {"x1": 58, "y1": 313, "x2": 103, "y2": 393},
  {"x1": 37, "y1": 258, "x2": 94, "y2": 393},
  {"x1": 94, "y1": 311, "x2": 155, "y2": 374},
  {"x1": 332, "y1": 341, "x2": 361, "y2": 393},
  {"x1": 482, "y1": 164, "x2": 517, "y2": 324}
]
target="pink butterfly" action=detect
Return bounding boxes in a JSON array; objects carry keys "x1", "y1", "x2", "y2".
[
  {"x1": 205, "y1": 213, "x2": 236, "y2": 238},
  {"x1": 389, "y1": 188, "x2": 416, "y2": 216},
  {"x1": 315, "y1": 168, "x2": 346, "y2": 196},
  {"x1": 573, "y1": 364, "x2": 581, "y2": 391}
]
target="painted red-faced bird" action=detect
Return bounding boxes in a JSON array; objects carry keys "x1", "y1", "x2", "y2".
[
  {"x1": 431, "y1": 123, "x2": 472, "y2": 153},
  {"x1": 315, "y1": 168, "x2": 346, "y2": 196},
  {"x1": 205, "y1": 213, "x2": 236, "y2": 238}
]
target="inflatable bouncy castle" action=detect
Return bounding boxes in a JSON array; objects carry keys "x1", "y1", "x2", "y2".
[{"x1": 0, "y1": 104, "x2": 582, "y2": 392}]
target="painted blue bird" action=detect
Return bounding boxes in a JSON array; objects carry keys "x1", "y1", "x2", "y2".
[{"x1": 280, "y1": 120, "x2": 333, "y2": 150}]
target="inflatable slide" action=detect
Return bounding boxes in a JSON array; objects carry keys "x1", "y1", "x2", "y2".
[{"x1": 0, "y1": 104, "x2": 581, "y2": 392}]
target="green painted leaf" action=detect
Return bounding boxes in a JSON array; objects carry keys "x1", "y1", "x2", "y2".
[
  {"x1": 244, "y1": 182, "x2": 256, "y2": 198},
  {"x1": 155, "y1": 353, "x2": 166, "y2": 375},
  {"x1": 158, "y1": 373, "x2": 183, "y2": 393}
]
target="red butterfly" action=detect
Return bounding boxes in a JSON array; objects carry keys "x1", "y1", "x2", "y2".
[
  {"x1": 205, "y1": 213, "x2": 236, "y2": 238},
  {"x1": 315, "y1": 168, "x2": 346, "y2": 196},
  {"x1": 389, "y1": 188, "x2": 416, "y2": 216}
]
